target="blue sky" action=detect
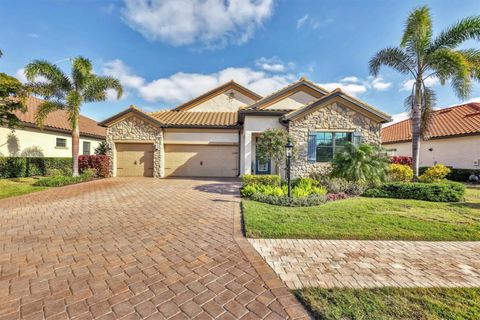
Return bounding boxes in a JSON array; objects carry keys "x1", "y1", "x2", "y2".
[{"x1": 1, "y1": 0, "x2": 480, "y2": 123}]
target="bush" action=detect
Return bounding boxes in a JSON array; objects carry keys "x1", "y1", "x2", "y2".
[
  {"x1": 249, "y1": 193, "x2": 327, "y2": 207},
  {"x1": 388, "y1": 164, "x2": 414, "y2": 182},
  {"x1": 390, "y1": 156, "x2": 413, "y2": 166},
  {"x1": 34, "y1": 171, "x2": 95, "y2": 187},
  {"x1": 242, "y1": 174, "x2": 281, "y2": 187},
  {"x1": 327, "y1": 192, "x2": 348, "y2": 201},
  {"x1": 78, "y1": 155, "x2": 110, "y2": 178},
  {"x1": 419, "y1": 164, "x2": 451, "y2": 183},
  {"x1": 314, "y1": 177, "x2": 368, "y2": 196},
  {"x1": 363, "y1": 181, "x2": 465, "y2": 202},
  {"x1": 419, "y1": 167, "x2": 480, "y2": 182},
  {"x1": 0, "y1": 157, "x2": 71, "y2": 178}
]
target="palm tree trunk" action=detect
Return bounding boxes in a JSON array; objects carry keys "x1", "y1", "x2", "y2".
[
  {"x1": 72, "y1": 119, "x2": 80, "y2": 177},
  {"x1": 411, "y1": 79, "x2": 422, "y2": 180}
]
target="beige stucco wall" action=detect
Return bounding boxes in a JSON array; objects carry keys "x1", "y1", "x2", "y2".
[
  {"x1": 384, "y1": 135, "x2": 480, "y2": 169},
  {"x1": 264, "y1": 91, "x2": 317, "y2": 110},
  {"x1": 188, "y1": 89, "x2": 256, "y2": 112},
  {"x1": 241, "y1": 115, "x2": 285, "y2": 175},
  {"x1": 289, "y1": 102, "x2": 382, "y2": 178},
  {"x1": 0, "y1": 126, "x2": 103, "y2": 157},
  {"x1": 164, "y1": 128, "x2": 238, "y2": 145}
]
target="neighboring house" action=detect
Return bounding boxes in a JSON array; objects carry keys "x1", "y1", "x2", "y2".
[
  {"x1": 99, "y1": 78, "x2": 391, "y2": 178},
  {"x1": 382, "y1": 103, "x2": 480, "y2": 169},
  {"x1": 0, "y1": 96, "x2": 105, "y2": 158}
]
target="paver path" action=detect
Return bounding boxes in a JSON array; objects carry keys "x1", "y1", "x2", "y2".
[
  {"x1": 0, "y1": 178, "x2": 308, "y2": 319},
  {"x1": 249, "y1": 239, "x2": 480, "y2": 289}
]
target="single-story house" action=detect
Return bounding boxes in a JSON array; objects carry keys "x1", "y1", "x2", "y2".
[
  {"x1": 0, "y1": 96, "x2": 105, "y2": 157},
  {"x1": 382, "y1": 103, "x2": 480, "y2": 169},
  {"x1": 99, "y1": 77, "x2": 391, "y2": 178}
]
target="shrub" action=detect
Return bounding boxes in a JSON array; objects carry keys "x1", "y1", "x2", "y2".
[
  {"x1": 0, "y1": 157, "x2": 71, "y2": 178},
  {"x1": 242, "y1": 174, "x2": 281, "y2": 187},
  {"x1": 420, "y1": 167, "x2": 480, "y2": 182},
  {"x1": 34, "y1": 171, "x2": 95, "y2": 187},
  {"x1": 314, "y1": 177, "x2": 368, "y2": 196},
  {"x1": 388, "y1": 164, "x2": 414, "y2": 182},
  {"x1": 94, "y1": 141, "x2": 110, "y2": 155},
  {"x1": 327, "y1": 192, "x2": 348, "y2": 201},
  {"x1": 46, "y1": 168, "x2": 64, "y2": 177},
  {"x1": 241, "y1": 184, "x2": 257, "y2": 197},
  {"x1": 78, "y1": 155, "x2": 110, "y2": 178},
  {"x1": 363, "y1": 181, "x2": 465, "y2": 202},
  {"x1": 390, "y1": 156, "x2": 413, "y2": 166},
  {"x1": 292, "y1": 177, "x2": 319, "y2": 188},
  {"x1": 249, "y1": 193, "x2": 327, "y2": 207},
  {"x1": 418, "y1": 164, "x2": 451, "y2": 183},
  {"x1": 331, "y1": 143, "x2": 389, "y2": 183}
]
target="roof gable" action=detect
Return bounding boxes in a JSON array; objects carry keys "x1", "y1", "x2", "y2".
[
  {"x1": 245, "y1": 77, "x2": 329, "y2": 111},
  {"x1": 173, "y1": 81, "x2": 262, "y2": 112},
  {"x1": 382, "y1": 103, "x2": 480, "y2": 143}
]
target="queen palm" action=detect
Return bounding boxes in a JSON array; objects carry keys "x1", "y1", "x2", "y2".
[
  {"x1": 25, "y1": 57, "x2": 123, "y2": 176},
  {"x1": 370, "y1": 6, "x2": 480, "y2": 179}
]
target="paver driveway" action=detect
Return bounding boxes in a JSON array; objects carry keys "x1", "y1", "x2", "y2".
[{"x1": 0, "y1": 178, "x2": 308, "y2": 320}]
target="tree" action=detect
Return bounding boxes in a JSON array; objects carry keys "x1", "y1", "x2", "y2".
[
  {"x1": 24, "y1": 57, "x2": 123, "y2": 176},
  {"x1": 256, "y1": 128, "x2": 296, "y2": 174},
  {"x1": 331, "y1": 143, "x2": 389, "y2": 183},
  {"x1": 94, "y1": 141, "x2": 110, "y2": 155},
  {"x1": 370, "y1": 6, "x2": 480, "y2": 179}
]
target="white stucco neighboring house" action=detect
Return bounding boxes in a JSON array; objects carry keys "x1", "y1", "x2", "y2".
[
  {"x1": 99, "y1": 78, "x2": 391, "y2": 178},
  {"x1": 0, "y1": 96, "x2": 105, "y2": 158},
  {"x1": 382, "y1": 103, "x2": 480, "y2": 169}
]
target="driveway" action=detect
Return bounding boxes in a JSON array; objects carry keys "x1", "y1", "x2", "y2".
[{"x1": 0, "y1": 178, "x2": 308, "y2": 320}]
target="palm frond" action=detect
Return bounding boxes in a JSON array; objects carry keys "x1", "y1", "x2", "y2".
[
  {"x1": 369, "y1": 47, "x2": 415, "y2": 77},
  {"x1": 72, "y1": 57, "x2": 93, "y2": 90},
  {"x1": 401, "y1": 6, "x2": 432, "y2": 55},
  {"x1": 427, "y1": 48, "x2": 471, "y2": 87},
  {"x1": 0, "y1": 49, "x2": 2, "y2": 58},
  {"x1": 83, "y1": 76, "x2": 123, "y2": 102},
  {"x1": 24, "y1": 82, "x2": 66, "y2": 100},
  {"x1": 459, "y1": 49, "x2": 480, "y2": 80},
  {"x1": 35, "y1": 100, "x2": 65, "y2": 128},
  {"x1": 24, "y1": 60, "x2": 72, "y2": 91},
  {"x1": 429, "y1": 16, "x2": 480, "y2": 51}
]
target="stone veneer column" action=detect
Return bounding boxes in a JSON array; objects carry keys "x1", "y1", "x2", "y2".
[
  {"x1": 105, "y1": 116, "x2": 164, "y2": 178},
  {"x1": 288, "y1": 102, "x2": 382, "y2": 178}
]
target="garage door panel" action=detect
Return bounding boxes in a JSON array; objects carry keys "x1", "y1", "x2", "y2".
[
  {"x1": 116, "y1": 143, "x2": 154, "y2": 177},
  {"x1": 165, "y1": 145, "x2": 238, "y2": 177}
]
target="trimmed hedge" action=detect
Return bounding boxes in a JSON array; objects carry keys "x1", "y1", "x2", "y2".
[
  {"x1": 419, "y1": 166, "x2": 480, "y2": 182},
  {"x1": 363, "y1": 181, "x2": 465, "y2": 202},
  {"x1": 34, "y1": 170, "x2": 96, "y2": 187},
  {"x1": 78, "y1": 155, "x2": 110, "y2": 178},
  {"x1": 242, "y1": 174, "x2": 281, "y2": 186},
  {"x1": 249, "y1": 193, "x2": 327, "y2": 207},
  {"x1": 0, "y1": 157, "x2": 72, "y2": 178}
]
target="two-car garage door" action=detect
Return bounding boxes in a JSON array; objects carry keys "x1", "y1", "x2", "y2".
[
  {"x1": 116, "y1": 143, "x2": 238, "y2": 177},
  {"x1": 164, "y1": 144, "x2": 238, "y2": 177}
]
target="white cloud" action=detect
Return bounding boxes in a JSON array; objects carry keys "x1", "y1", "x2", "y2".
[
  {"x1": 255, "y1": 57, "x2": 293, "y2": 73},
  {"x1": 383, "y1": 111, "x2": 409, "y2": 127},
  {"x1": 297, "y1": 14, "x2": 309, "y2": 29},
  {"x1": 296, "y1": 14, "x2": 333, "y2": 30},
  {"x1": 103, "y1": 59, "x2": 145, "y2": 89},
  {"x1": 26, "y1": 33, "x2": 40, "y2": 39},
  {"x1": 15, "y1": 68, "x2": 28, "y2": 83},
  {"x1": 121, "y1": 0, "x2": 275, "y2": 47},
  {"x1": 318, "y1": 75, "x2": 392, "y2": 96},
  {"x1": 400, "y1": 77, "x2": 439, "y2": 91}
]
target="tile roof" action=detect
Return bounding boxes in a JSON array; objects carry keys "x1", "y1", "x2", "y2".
[
  {"x1": 150, "y1": 111, "x2": 239, "y2": 127},
  {"x1": 12, "y1": 96, "x2": 106, "y2": 138},
  {"x1": 382, "y1": 103, "x2": 480, "y2": 143}
]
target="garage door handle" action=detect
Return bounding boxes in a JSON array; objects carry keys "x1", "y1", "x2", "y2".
[{"x1": 134, "y1": 160, "x2": 137, "y2": 165}]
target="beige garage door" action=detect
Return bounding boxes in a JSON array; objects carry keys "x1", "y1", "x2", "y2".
[
  {"x1": 116, "y1": 143, "x2": 154, "y2": 177},
  {"x1": 165, "y1": 144, "x2": 238, "y2": 177}
]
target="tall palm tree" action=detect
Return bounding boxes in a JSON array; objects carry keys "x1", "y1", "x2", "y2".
[
  {"x1": 25, "y1": 57, "x2": 123, "y2": 176},
  {"x1": 370, "y1": 6, "x2": 480, "y2": 179}
]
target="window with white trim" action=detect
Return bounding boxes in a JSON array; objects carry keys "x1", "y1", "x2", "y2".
[{"x1": 56, "y1": 138, "x2": 67, "y2": 148}]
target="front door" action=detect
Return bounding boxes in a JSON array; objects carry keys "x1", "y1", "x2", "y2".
[{"x1": 255, "y1": 137, "x2": 271, "y2": 174}]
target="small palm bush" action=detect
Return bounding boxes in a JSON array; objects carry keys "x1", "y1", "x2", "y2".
[{"x1": 330, "y1": 143, "x2": 389, "y2": 183}]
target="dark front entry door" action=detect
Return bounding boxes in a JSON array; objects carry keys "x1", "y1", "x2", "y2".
[{"x1": 255, "y1": 137, "x2": 271, "y2": 174}]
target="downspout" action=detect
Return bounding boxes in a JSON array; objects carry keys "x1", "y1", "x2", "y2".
[{"x1": 237, "y1": 129, "x2": 241, "y2": 177}]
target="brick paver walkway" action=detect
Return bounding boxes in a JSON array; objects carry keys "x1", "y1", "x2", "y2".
[
  {"x1": 0, "y1": 178, "x2": 308, "y2": 319},
  {"x1": 249, "y1": 239, "x2": 480, "y2": 289}
]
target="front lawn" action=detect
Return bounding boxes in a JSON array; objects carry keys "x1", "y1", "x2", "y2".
[
  {"x1": 295, "y1": 287, "x2": 480, "y2": 320},
  {"x1": 0, "y1": 178, "x2": 49, "y2": 200},
  {"x1": 243, "y1": 187, "x2": 480, "y2": 241}
]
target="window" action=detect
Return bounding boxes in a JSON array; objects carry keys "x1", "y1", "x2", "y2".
[
  {"x1": 308, "y1": 131, "x2": 354, "y2": 162},
  {"x1": 83, "y1": 141, "x2": 91, "y2": 155},
  {"x1": 56, "y1": 138, "x2": 67, "y2": 148}
]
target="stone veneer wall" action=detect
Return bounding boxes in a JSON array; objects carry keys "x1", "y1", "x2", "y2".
[
  {"x1": 106, "y1": 116, "x2": 164, "y2": 177},
  {"x1": 289, "y1": 102, "x2": 382, "y2": 178}
]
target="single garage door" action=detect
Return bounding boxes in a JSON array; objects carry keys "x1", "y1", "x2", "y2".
[
  {"x1": 165, "y1": 144, "x2": 238, "y2": 177},
  {"x1": 116, "y1": 143, "x2": 154, "y2": 177}
]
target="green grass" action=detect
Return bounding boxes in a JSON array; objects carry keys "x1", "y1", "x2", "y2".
[
  {"x1": 295, "y1": 287, "x2": 480, "y2": 320},
  {"x1": 0, "y1": 178, "x2": 49, "y2": 200},
  {"x1": 243, "y1": 187, "x2": 480, "y2": 241}
]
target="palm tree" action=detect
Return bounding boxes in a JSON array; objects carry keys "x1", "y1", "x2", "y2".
[
  {"x1": 25, "y1": 57, "x2": 123, "y2": 176},
  {"x1": 370, "y1": 6, "x2": 480, "y2": 179}
]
